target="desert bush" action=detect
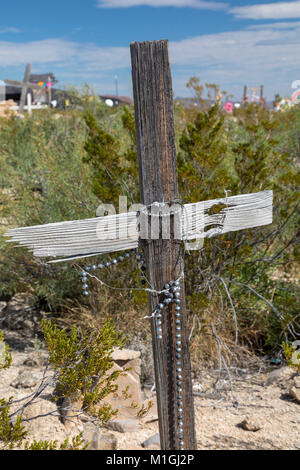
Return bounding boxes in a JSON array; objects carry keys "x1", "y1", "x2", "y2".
[
  {"x1": 0, "y1": 317, "x2": 124, "y2": 449},
  {"x1": 0, "y1": 84, "x2": 299, "y2": 364}
]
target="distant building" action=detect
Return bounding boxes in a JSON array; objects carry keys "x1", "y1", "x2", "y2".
[{"x1": 99, "y1": 94, "x2": 133, "y2": 106}]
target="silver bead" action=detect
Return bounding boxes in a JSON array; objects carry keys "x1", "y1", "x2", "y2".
[
  {"x1": 177, "y1": 368, "x2": 182, "y2": 372},
  {"x1": 178, "y1": 420, "x2": 183, "y2": 426},
  {"x1": 158, "y1": 303, "x2": 164, "y2": 310},
  {"x1": 175, "y1": 306, "x2": 181, "y2": 311},
  {"x1": 112, "y1": 259, "x2": 117, "y2": 265},
  {"x1": 82, "y1": 283, "x2": 88, "y2": 289},
  {"x1": 81, "y1": 271, "x2": 86, "y2": 276},
  {"x1": 156, "y1": 313, "x2": 162, "y2": 318},
  {"x1": 105, "y1": 261, "x2": 111, "y2": 267},
  {"x1": 178, "y1": 387, "x2": 183, "y2": 393},
  {"x1": 176, "y1": 347, "x2": 182, "y2": 352},
  {"x1": 98, "y1": 263, "x2": 104, "y2": 269},
  {"x1": 164, "y1": 298, "x2": 171, "y2": 305},
  {"x1": 125, "y1": 253, "x2": 130, "y2": 258},
  {"x1": 176, "y1": 326, "x2": 181, "y2": 331},
  {"x1": 174, "y1": 299, "x2": 180, "y2": 304},
  {"x1": 83, "y1": 291, "x2": 88, "y2": 296},
  {"x1": 176, "y1": 334, "x2": 181, "y2": 339},
  {"x1": 175, "y1": 292, "x2": 180, "y2": 298},
  {"x1": 175, "y1": 313, "x2": 181, "y2": 318},
  {"x1": 176, "y1": 361, "x2": 181, "y2": 365},
  {"x1": 92, "y1": 264, "x2": 96, "y2": 270},
  {"x1": 157, "y1": 335, "x2": 163, "y2": 340},
  {"x1": 178, "y1": 394, "x2": 183, "y2": 399},
  {"x1": 178, "y1": 407, "x2": 183, "y2": 413},
  {"x1": 164, "y1": 283, "x2": 170, "y2": 290},
  {"x1": 84, "y1": 266, "x2": 90, "y2": 271},
  {"x1": 176, "y1": 340, "x2": 181, "y2": 346},
  {"x1": 157, "y1": 327, "x2": 162, "y2": 333},
  {"x1": 157, "y1": 320, "x2": 162, "y2": 326},
  {"x1": 177, "y1": 381, "x2": 182, "y2": 386},
  {"x1": 175, "y1": 280, "x2": 180, "y2": 286}
]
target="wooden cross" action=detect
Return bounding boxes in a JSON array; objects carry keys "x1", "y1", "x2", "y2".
[
  {"x1": 5, "y1": 64, "x2": 45, "y2": 114},
  {"x1": 5, "y1": 40, "x2": 273, "y2": 450}
]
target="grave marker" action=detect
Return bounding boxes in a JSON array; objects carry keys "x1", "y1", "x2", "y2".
[{"x1": 5, "y1": 40, "x2": 273, "y2": 450}]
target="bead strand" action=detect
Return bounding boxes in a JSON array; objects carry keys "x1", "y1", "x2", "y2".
[
  {"x1": 79, "y1": 248, "x2": 138, "y2": 296},
  {"x1": 150, "y1": 279, "x2": 184, "y2": 450}
]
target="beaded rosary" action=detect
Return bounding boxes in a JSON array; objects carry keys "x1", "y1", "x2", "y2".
[{"x1": 78, "y1": 248, "x2": 185, "y2": 450}]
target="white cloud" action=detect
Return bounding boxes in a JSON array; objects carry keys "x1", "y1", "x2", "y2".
[
  {"x1": 247, "y1": 20, "x2": 300, "y2": 29},
  {"x1": 231, "y1": 1, "x2": 300, "y2": 20},
  {"x1": 0, "y1": 27, "x2": 20, "y2": 34},
  {"x1": 0, "y1": 39, "x2": 129, "y2": 69},
  {"x1": 96, "y1": 0, "x2": 227, "y2": 10},
  {"x1": 1, "y1": 23, "x2": 300, "y2": 99}
]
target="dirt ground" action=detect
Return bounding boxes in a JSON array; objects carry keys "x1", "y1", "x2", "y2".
[{"x1": 0, "y1": 326, "x2": 299, "y2": 451}]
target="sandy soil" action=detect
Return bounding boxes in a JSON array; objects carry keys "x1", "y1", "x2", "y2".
[{"x1": 0, "y1": 328, "x2": 299, "y2": 451}]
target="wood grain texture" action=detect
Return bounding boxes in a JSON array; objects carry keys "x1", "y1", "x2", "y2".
[
  {"x1": 130, "y1": 39, "x2": 197, "y2": 450},
  {"x1": 19, "y1": 64, "x2": 31, "y2": 114}
]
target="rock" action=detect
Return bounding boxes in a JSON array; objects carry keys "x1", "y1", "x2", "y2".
[
  {"x1": 82, "y1": 424, "x2": 117, "y2": 450},
  {"x1": 3, "y1": 293, "x2": 37, "y2": 331},
  {"x1": 21, "y1": 398, "x2": 71, "y2": 444},
  {"x1": 23, "y1": 351, "x2": 48, "y2": 367},
  {"x1": 290, "y1": 387, "x2": 300, "y2": 404},
  {"x1": 142, "y1": 433, "x2": 160, "y2": 449},
  {"x1": 106, "y1": 418, "x2": 140, "y2": 433},
  {"x1": 289, "y1": 376, "x2": 300, "y2": 404},
  {"x1": 111, "y1": 348, "x2": 141, "y2": 361},
  {"x1": 0, "y1": 301, "x2": 7, "y2": 313},
  {"x1": 59, "y1": 396, "x2": 82, "y2": 426},
  {"x1": 293, "y1": 376, "x2": 300, "y2": 388},
  {"x1": 266, "y1": 367, "x2": 295, "y2": 386},
  {"x1": 6, "y1": 293, "x2": 35, "y2": 312},
  {"x1": 101, "y1": 362, "x2": 143, "y2": 415},
  {"x1": 238, "y1": 415, "x2": 263, "y2": 432},
  {"x1": 11, "y1": 370, "x2": 40, "y2": 389}
]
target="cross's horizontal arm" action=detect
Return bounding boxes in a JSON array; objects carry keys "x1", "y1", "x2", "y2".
[
  {"x1": 5, "y1": 80, "x2": 45, "y2": 91},
  {"x1": 5, "y1": 190, "x2": 273, "y2": 263}
]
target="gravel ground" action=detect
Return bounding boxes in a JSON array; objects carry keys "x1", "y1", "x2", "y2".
[{"x1": 0, "y1": 328, "x2": 299, "y2": 451}]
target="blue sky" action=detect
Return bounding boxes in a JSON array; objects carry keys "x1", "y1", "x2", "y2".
[{"x1": 1, "y1": 0, "x2": 300, "y2": 100}]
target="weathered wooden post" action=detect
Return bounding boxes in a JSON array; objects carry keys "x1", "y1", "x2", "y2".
[
  {"x1": 19, "y1": 64, "x2": 31, "y2": 114},
  {"x1": 130, "y1": 39, "x2": 197, "y2": 450}
]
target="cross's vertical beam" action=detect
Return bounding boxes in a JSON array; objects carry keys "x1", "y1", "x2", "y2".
[
  {"x1": 47, "y1": 75, "x2": 52, "y2": 106},
  {"x1": 19, "y1": 64, "x2": 31, "y2": 114},
  {"x1": 0, "y1": 81, "x2": 5, "y2": 102},
  {"x1": 130, "y1": 39, "x2": 197, "y2": 450}
]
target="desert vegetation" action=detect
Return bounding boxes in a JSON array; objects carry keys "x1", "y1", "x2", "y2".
[{"x1": 0, "y1": 82, "x2": 299, "y2": 448}]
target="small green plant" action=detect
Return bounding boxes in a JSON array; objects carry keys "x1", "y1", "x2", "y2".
[
  {"x1": 24, "y1": 433, "x2": 88, "y2": 450},
  {"x1": 282, "y1": 341, "x2": 300, "y2": 373},
  {"x1": 41, "y1": 316, "x2": 126, "y2": 423},
  {"x1": 0, "y1": 331, "x2": 12, "y2": 370}
]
